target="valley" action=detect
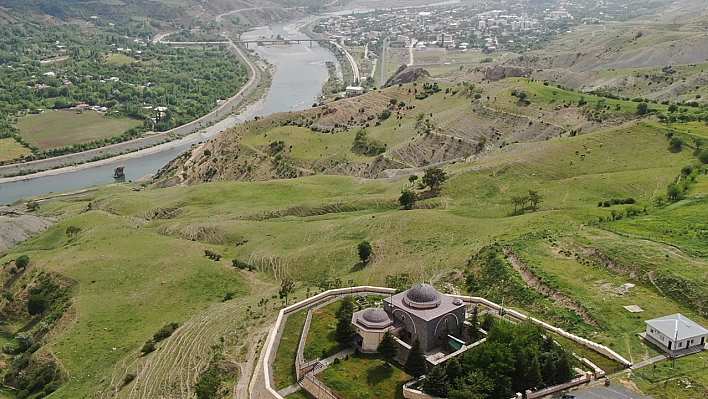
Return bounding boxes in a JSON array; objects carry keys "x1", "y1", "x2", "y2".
[{"x1": 2, "y1": 1, "x2": 708, "y2": 399}]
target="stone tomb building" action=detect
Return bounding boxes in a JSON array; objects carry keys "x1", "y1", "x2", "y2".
[{"x1": 351, "y1": 283, "x2": 466, "y2": 353}]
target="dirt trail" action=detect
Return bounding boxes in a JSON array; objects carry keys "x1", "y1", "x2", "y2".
[{"x1": 503, "y1": 246, "x2": 601, "y2": 328}]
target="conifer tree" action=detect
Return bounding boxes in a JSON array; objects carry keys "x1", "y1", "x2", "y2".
[
  {"x1": 377, "y1": 331, "x2": 399, "y2": 365},
  {"x1": 404, "y1": 337, "x2": 428, "y2": 378}
]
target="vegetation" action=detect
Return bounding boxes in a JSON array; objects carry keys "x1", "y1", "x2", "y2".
[
  {"x1": 403, "y1": 337, "x2": 427, "y2": 378},
  {"x1": 423, "y1": 320, "x2": 575, "y2": 399},
  {"x1": 273, "y1": 310, "x2": 308, "y2": 390},
  {"x1": 334, "y1": 297, "x2": 356, "y2": 346},
  {"x1": 357, "y1": 240, "x2": 373, "y2": 263},
  {"x1": 376, "y1": 331, "x2": 399, "y2": 365},
  {"x1": 0, "y1": 8, "x2": 249, "y2": 163},
  {"x1": 318, "y1": 353, "x2": 411, "y2": 399}
]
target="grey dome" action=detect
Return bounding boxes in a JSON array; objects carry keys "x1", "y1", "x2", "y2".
[
  {"x1": 356, "y1": 307, "x2": 393, "y2": 329},
  {"x1": 404, "y1": 284, "x2": 442, "y2": 309},
  {"x1": 362, "y1": 308, "x2": 389, "y2": 324}
]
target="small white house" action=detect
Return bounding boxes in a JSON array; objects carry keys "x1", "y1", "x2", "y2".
[
  {"x1": 645, "y1": 313, "x2": 708, "y2": 355},
  {"x1": 345, "y1": 86, "x2": 364, "y2": 97}
]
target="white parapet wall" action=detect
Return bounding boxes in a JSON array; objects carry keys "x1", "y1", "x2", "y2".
[{"x1": 252, "y1": 287, "x2": 628, "y2": 399}]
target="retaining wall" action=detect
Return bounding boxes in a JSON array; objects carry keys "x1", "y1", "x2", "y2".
[
  {"x1": 525, "y1": 372, "x2": 592, "y2": 399},
  {"x1": 301, "y1": 373, "x2": 343, "y2": 399}
]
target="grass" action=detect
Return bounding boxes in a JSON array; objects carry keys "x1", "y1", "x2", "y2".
[
  {"x1": 6, "y1": 105, "x2": 708, "y2": 398},
  {"x1": 15, "y1": 111, "x2": 141, "y2": 150},
  {"x1": 318, "y1": 353, "x2": 411, "y2": 399},
  {"x1": 286, "y1": 389, "x2": 317, "y2": 399},
  {"x1": 273, "y1": 309, "x2": 308, "y2": 390},
  {"x1": 303, "y1": 300, "x2": 341, "y2": 361},
  {"x1": 105, "y1": 53, "x2": 137, "y2": 64},
  {"x1": 0, "y1": 138, "x2": 30, "y2": 161}
]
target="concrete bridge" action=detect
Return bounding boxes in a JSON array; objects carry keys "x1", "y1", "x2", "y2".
[{"x1": 234, "y1": 39, "x2": 331, "y2": 48}]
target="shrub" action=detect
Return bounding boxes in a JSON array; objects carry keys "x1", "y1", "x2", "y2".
[
  {"x1": 15, "y1": 255, "x2": 29, "y2": 269},
  {"x1": 123, "y1": 373, "x2": 136, "y2": 386},
  {"x1": 141, "y1": 341, "x2": 156, "y2": 354},
  {"x1": 153, "y1": 322, "x2": 179, "y2": 342}
]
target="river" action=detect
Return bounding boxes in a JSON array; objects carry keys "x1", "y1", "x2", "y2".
[{"x1": 0, "y1": 19, "x2": 337, "y2": 205}]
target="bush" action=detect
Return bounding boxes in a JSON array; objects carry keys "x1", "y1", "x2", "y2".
[
  {"x1": 141, "y1": 341, "x2": 156, "y2": 354},
  {"x1": 122, "y1": 373, "x2": 136, "y2": 386},
  {"x1": 15, "y1": 255, "x2": 30, "y2": 269},
  {"x1": 698, "y1": 149, "x2": 708, "y2": 164},
  {"x1": 153, "y1": 322, "x2": 179, "y2": 342}
]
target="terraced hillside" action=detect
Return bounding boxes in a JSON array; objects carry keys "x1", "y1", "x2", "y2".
[{"x1": 167, "y1": 77, "x2": 666, "y2": 185}]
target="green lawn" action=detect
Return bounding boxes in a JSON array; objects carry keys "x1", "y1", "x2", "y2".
[
  {"x1": 0, "y1": 138, "x2": 30, "y2": 161},
  {"x1": 273, "y1": 310, "x2": 308, "y2": 390},
  {"x1": 15, "y1": 111, "x2": 141, "y2": 150},
  {"x1": 318, "y1": 354, "x2": 411, "y2": 399},
  {"x1": 303, "y1": 300, "x2": 342, "y2": 361}
]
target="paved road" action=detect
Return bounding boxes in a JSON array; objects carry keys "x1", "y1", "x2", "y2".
[{"x1": 554, "y1": 384, "x2": 654, "y2": 399}]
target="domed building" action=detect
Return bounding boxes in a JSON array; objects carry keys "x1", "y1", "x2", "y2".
[{"x1": 351, "y1": 283, "x2": 466, "y2": 354}]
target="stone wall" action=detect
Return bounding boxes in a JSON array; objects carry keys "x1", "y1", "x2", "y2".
[
  {"x1": 252, "y1": 287, "x2": 627, "y2": 399},
  {"x1": 301, "y1": 373, "x2": 344, "y2": 399}
]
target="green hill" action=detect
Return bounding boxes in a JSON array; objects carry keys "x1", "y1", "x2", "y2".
[{"x1": 2, "y1": 110, "x2": 708, "y2": 397}]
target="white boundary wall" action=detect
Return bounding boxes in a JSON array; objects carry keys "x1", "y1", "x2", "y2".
[{"x1": 252, "y1": 286, "x2": 630, "y2": 399}]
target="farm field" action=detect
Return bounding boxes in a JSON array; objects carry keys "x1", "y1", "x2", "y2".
[
  {"x1": 15, "y1": 111, "x2": 142, "y2": 150},
  {"x1": 0, "y1": 138, "x2": 30, "y2": 162}
]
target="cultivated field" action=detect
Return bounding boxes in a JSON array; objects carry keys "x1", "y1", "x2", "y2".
[{"x1": 15, "y1": 111, "x2": 142, "y2": 150}]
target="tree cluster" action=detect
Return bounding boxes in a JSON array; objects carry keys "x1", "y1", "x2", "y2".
[
  {"x1": 423, "y1": 320, "x2": 575, "y2": 399},
  {"x1": 353, "y1": 129, "x2": 386, "y2": 156},
  {"x1": 510, "y1": 190, "x2": 542, "y2": 213}
]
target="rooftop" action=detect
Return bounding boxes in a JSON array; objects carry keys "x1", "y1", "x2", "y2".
[
  {"x1": 646, "y1": 313, "x2": 708, "y2": 341},
  {"x1": 385, "y1": 284, "x2": 464, "y2": 321}
]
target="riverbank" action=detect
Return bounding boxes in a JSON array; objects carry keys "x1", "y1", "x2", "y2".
[{"x1": 0, "y1": 40, "x2": 261, "y2": 181}]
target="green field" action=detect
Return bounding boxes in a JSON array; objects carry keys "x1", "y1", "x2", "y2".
[
  {"x1": 15, "y1": 111, "x2": 142, "y2": 150},
  {"x1": 105, "y1": 53, "x2": 137, "y2": 64},
  {"x1": 303, "y1": 300, "x2": 341, "y2": 361},
  {"x1": 0, "y1": 138, "x2": 30, "y2": 161},
  {"x1": 318, "y1": 354, "x2": 410, "y2": 399},
  {"x1": 274, "y1": 310, "x2": 308, "y2": 390}
]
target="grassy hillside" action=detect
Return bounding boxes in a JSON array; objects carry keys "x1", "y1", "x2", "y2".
[{"x1": 3, "y1": 109, "x2": 708, "y2": 397}]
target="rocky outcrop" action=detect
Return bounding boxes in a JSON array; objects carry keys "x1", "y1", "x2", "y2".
[
  {"x1": 483, "y1": 65, "x2": 532, "y2": 81},
  {"x1": 384, "y1": 65, "x2": 430, "y2": 87}
]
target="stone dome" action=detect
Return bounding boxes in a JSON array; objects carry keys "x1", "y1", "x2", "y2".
[
  {"x1": 362, "y1": 308, "x2": 389, "y2": 324},
  {"x1": 357, "y1": 307, "x2": 393, "y2": 329},
  {"x1": 404, "y1": 283, "x2": 442, "y2": 309}
]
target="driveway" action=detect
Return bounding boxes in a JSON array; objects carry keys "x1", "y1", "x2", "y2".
[{"x1": 554, "y1": 384, "x2": 654, "y2": 399}]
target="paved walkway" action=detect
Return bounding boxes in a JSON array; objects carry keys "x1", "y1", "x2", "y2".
[
  {"x1": 276, "y1": 347, "x2": 356, "y2": 397},
  {"x1": 314, "y1": 347, "x2": 356, "y2": 374},
  {"x1": 276, "y1": 383, "x2": 301, "y2": 397},
  {"x1": 630, "y1": 354, "x2": 669, "y2": 370}
]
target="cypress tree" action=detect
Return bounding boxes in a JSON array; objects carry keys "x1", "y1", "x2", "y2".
[
  {"x1": 334, "y1": 297, "x2": 356, "y2": 346},
  {"x1": 404, "y1": 337, "x2": 428, "y2": 378},
  {"x1": 377, "y1": 331, "x2": 399, "y2": 365}
]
